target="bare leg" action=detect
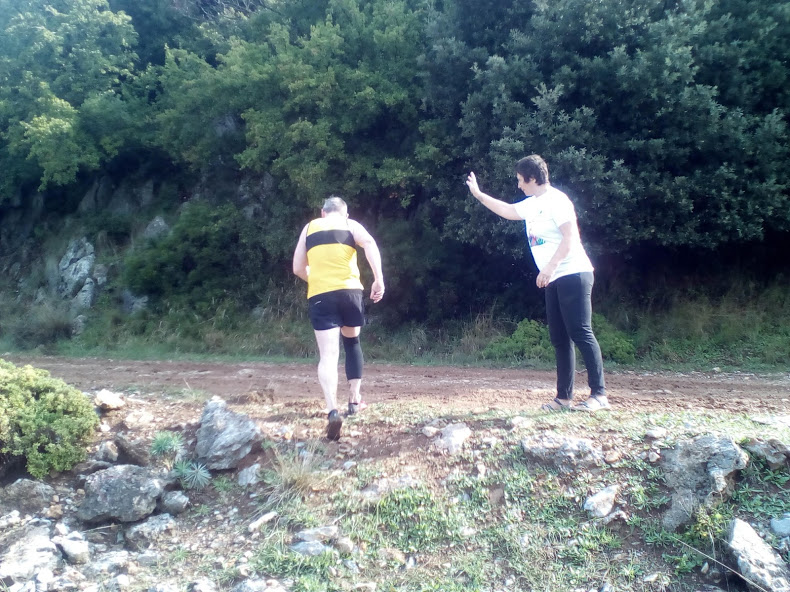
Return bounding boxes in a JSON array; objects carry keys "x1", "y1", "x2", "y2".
[{"x1": 315, "y1": 327, "x2": 341, "y2": 412}]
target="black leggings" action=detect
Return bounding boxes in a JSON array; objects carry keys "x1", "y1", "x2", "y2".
[{"x1": 544, "y1": 272, "x2": 605, "y2": 400}]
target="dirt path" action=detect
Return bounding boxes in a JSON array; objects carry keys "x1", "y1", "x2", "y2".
[{"x1": 7, "y1": 355, "x2": 790, "y2": 415}]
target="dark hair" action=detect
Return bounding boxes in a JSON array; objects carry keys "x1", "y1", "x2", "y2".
[
  {"x1": 322, "y1": 195, "x2": 348, "y2": 214},
  {"x1": 515, "y1": 155, "x2": 549, "y2": 185}
]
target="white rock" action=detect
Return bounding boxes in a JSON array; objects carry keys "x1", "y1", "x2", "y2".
[
  {"x1": 248, "y1": 511, "x2": 278, "y2": 532},
  {"x1": 94, "y1": 389, "x2": 125, "y2": 410},
  {"x1": 583, "y1": 485, "x2": 620, "y2": 518},
  {"x1": 435, "y1": 423, "x2": 472, "y2": 455},
  {"x1": 422, "y1": 426, "x2": 440, "y2": 438}
]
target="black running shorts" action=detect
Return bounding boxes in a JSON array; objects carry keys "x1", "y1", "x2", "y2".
[{"x1": 308, "y1": 289, "x2": 365, "y2": 331}]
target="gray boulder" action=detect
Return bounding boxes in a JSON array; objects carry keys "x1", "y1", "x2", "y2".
[
  {"x1": 772, "y1": 513, "x2": 790, "y2": 538},
  {"x1": 661, "y1": 435, "x2": 749, "y2": 531},
  {"x1": 743, "y1": 438, "x2": 790, "y2": 470},
  {"x1": 52, "y1": 532, "x2": 91, "y2": 564},
  {"x1": 195, "y1": 398, "x2": 261, "y2": 470},
  {"x1": 159, "y1": 491, "x2": 190, "y2": 515},
  {"x1": 125, "y1": 513, "x2": 176, "y2": 551},
  {"x1": 584, "y1": 484, "x2": 620, "y2": 518},
  {"x1": 1, "y1": 479, "x2": 56, "y2": 515},
  {"x1": 76, "y1": 465, "x2": 165, "y2": 523}
]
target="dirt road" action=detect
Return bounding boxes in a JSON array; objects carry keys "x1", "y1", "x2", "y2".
[{"x1": 7, "y1": 355, "x2": 790, "y2": 415}]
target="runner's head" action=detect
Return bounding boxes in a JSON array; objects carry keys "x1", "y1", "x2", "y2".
[{"x1": 322, "y1": 196, "x2": 348, "y2": 217}]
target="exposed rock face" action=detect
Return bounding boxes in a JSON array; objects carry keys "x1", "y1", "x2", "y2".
[
  {"x1": 57, "y1": 238, "x2": 95, "y2": 299},
  {"x1": 142, "y1": 215, "x2": 170, "y2": 241},
  {"x1": 661, "y1": 435, "x2": 749, "y2": 531}
]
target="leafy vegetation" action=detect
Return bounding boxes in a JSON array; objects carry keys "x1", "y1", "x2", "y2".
[
  {"x1": 0, "y1": 358, "x2": 98, "y2": 478},
  {"x1": 0, "y1": 0, "x2": 789, "y2": 369}
]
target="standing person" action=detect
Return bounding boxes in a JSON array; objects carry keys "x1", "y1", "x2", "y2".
[
  {"x1": 292, "y1": 196, "x2": 385, "y2": 440},
  {"x1": 465, "y1": 155, "x2": 608, "y2": 411}
]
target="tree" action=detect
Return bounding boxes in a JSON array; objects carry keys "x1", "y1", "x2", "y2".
[
  {"x1": 0, "y1": 0, "x2": 139, "y2": 200},
  {"x1": 445, "y1": 0, "x2": 790, "y2": 255}
]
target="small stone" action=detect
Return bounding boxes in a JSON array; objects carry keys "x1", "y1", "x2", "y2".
[
  {"x1": 422, "y1": 426, "x2": 440, "y2": 438},
  {"x1": 94, "y1": 389, "x2": 126, "y2": 410},
  {"x1": 248, "y1": 511, "x2": 278, "y2": 532},
  {"x1": 334, "y1": 536, "x2": 354, "y2": 554},
  {"x1": 645, "y1": 427, "x2": 668, "y2": 440},
  {"x1": 378, "y1": 547, "x2": 406, "y2": 564}
]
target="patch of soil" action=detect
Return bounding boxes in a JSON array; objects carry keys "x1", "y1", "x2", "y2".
[{"x1": 6, "y1": 355, "x2": 790, "y2": 416}]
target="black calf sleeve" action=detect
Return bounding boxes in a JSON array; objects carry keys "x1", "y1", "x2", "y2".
[{"x1": 342, "y1": 335, "x2": 363, "y2": 380}]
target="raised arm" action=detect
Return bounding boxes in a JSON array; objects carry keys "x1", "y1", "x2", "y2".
[
  {"x1": 292, "y1": 224, "x2": 309, "y2": 282},
  {"x1": 349, "y1": 220, "x2": 385, "y2": 302},
  {"x1": 466, "y1": 172, "x2": 522, "y2": 221}
]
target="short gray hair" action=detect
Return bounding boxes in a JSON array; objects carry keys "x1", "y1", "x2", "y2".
[{"x1": 322, "y1": 196, "x2": 348, "y2": 214}]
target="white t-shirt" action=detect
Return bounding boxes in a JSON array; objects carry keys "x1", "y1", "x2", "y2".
[{"x1": 513, "y1": 186, "x2": 593, "y2": 282}]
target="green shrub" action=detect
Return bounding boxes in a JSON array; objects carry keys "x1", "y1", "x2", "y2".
[
  {"x1": 482, "y1": 314, "x2": 636, "y2": 365},
  {"x1": 0, "y1": 359, "x2": 99, "y2": 478},
  {"x1": 592, "y1": 313, "x2": 637, "y2": 364},
  {"x1": 123, "y1": 202, "x2": 270, "y2": 315},
  {"x1": 482, "y1": 318, "x2": 553, "y2": 362}
]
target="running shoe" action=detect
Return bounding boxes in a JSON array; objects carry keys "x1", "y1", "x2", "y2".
[
  {"x1": 326, "y1": 409, "x2": 343, "y2": 441},
  {"x1": 347, "y1": 400, "x2": 368, "y2": 416}
]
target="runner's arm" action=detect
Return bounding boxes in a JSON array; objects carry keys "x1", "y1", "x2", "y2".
[
  {"x1": 350, "y1": 220, "x2": 385, "y2": 302},
  {"x1": 292, "y1": 225, "x2": 309, "y2": 282}
]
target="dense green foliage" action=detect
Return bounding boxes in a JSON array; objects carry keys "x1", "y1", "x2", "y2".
[
  {"x1": 124, "y1": 201, "x2": 269, "y2": 313},
  {"x1": 0, "y1": 359, "x2": 99, "y2": 478},
  {"x1": 1, "y1": 0, "x2": 789, "y2": 362}
]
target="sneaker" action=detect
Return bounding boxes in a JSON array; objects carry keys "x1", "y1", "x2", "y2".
[
  {"x1": 347, "y1": 400, "x2": 368, "y2": 416},
  {"x1": 572, "y1": 396, "x2": 611, "y2": 412},
  {"x1": 326, "y1": 409, "x2": 343, "y2": 441}
]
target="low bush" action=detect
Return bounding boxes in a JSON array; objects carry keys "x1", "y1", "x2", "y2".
[
  {"x1": 0, "y1": 359, "x2": 98, "y2": 478},
  {"x1": 592, "y1": 313, "x2": 637, "y2": 364},
  {"x1": 483, "y1": 318, "x2": 554, "y2": 363},
  {"x1": 482, "y1": 314, "x2": 636, "y2": 365}
]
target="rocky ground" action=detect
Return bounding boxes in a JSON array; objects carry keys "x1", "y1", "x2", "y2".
[{"x1": 1, "y1": 356, "x2": 790, "y2": 592}]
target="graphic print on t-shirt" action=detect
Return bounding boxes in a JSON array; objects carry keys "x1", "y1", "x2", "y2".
[{"x1": 528, "y1": 234, "x2": 545, "y2": 247}]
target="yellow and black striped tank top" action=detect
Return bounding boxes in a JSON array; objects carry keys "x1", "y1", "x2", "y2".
[{"x1": 306, "y1": 217, "x2": 363, "y2": 299}]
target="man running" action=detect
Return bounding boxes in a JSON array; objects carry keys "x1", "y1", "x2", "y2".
[{"x1": 292, "y1": 196, "x2": 385, "y2": 440}]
